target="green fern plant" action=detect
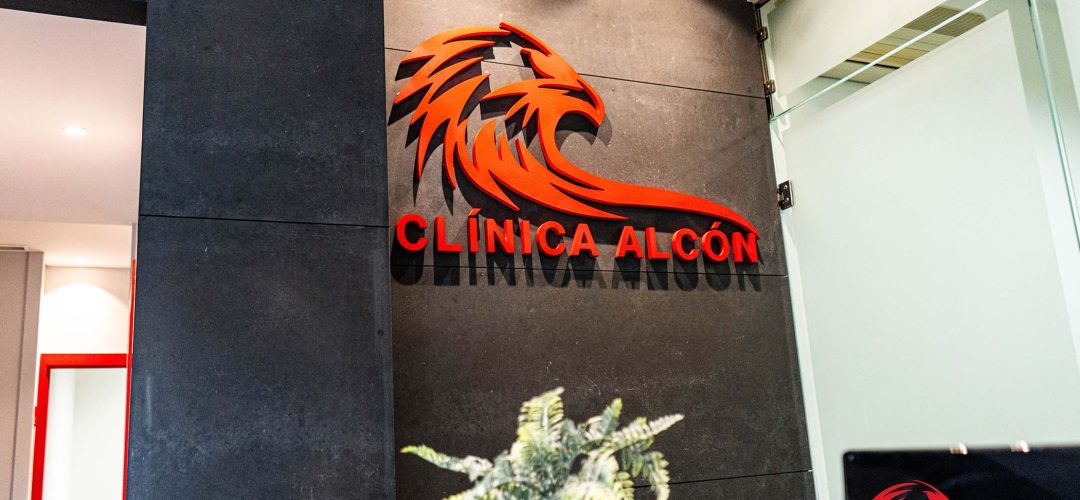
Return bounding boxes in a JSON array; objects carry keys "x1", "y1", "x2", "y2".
[{"x1": 402, "y1": 387, "x2": 683, "y2": 500}]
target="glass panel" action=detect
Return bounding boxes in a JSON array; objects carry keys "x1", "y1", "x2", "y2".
[
  {"x1": 43, "y1": 368, "x2": 127, "y2": 500},
  {"x1": 1029, "y1": 0, "x2": 1080, "y2": 250},
  {"x1": 766, "y1": 0, "x2": 1003, "y2": 120},
  {"x1": 762, "y1": 0, "x2": 1080, "y2": 498}
]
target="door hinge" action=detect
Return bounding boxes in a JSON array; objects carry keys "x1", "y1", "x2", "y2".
[
  {"x1": 754, "y1": 8, "x2": 778, "y2": 106},
  {"x1": 778, "y1": 181, "x2": 794, "y2": 210}
]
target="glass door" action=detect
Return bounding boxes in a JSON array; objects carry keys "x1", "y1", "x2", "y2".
[{"x1": 760, "y1": 0, "x2": 1080, "y2": 498}]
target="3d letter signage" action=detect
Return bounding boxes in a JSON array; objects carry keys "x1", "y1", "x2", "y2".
[
  {"x1": 395, "y1": 213, "x2": 759, "y2": 263},
  {"x1": 391, "y1": 22, "x2": 760, "y2": 264}
]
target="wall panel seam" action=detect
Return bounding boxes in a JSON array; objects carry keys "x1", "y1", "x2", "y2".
[
  {"x1": 137, "y1": 213, "x2": 391, "y2": 230},
  {"x1": 390, "y1": 263, "x2": 788, "y2": 278},
  {"x1": 384, "y1": 47, "x2": 766, "y2": 101},
  {"x1": 645, "y1": 469, "x2": 811, "y2": 489}
]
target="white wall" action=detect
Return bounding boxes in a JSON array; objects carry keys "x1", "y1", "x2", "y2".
[
  {"x1": 776, "y1": 13, "x2": 1080, "y2": 500},
  {"x1": 38, "y1": 266, "x2": 130, "y2": 355},
  {"x1": 42, "y1": 368, "x2": 127, "y2": 500}
]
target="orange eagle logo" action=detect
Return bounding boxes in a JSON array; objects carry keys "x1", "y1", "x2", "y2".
[{"x1": 391, "y1": 22, "x2": 757, "y2": 235}]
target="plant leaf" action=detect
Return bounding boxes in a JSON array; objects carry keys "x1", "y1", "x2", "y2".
[
  {"x1": 583, "y1": 398, "x2": 623, "y2": 444},
  {"x1": 403, "y1": 391, "x2": 682, "y2": 500},
  {"x1": 604, "y1": 414, "x2": 683, "y2": 455},
  {"x1": 401, "y1": 445, "x2": 493, "y2": 480}
]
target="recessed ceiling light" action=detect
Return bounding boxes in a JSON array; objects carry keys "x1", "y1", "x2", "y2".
[{"x1": 63, "y1": 126, "x2": 87, "y2": 137}]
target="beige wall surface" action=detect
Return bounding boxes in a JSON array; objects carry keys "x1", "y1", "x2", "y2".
[{"x1": 0, "y1": 251, "x2": 43, "y2": 500}]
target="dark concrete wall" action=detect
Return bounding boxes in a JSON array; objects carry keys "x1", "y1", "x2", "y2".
[
  {"x1": 385, "y1": 1, "x2": 812, "y2": 498},
  {"x1": 127, "y1": 1, "x2": 393, "y2": 498}
]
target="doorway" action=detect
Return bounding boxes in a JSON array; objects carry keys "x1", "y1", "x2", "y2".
[
  {"x1": 31, "y1": 354, "x2": 128, "y2": 500},
  {"x1": 0, "y1": 5, "x2": 145, "y2": 499}
]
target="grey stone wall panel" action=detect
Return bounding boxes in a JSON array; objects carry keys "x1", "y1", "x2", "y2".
[
  {"x1": 384, "y1": 0, "x2": 764, "y2": 97},
  {"x1": 391, "y1": 266, "x2": 809, "y2": 498},
  {"x1": 139, "y1": 0, "x2": 389, "y2": 226},
  {"x1": 128, "y1": 216, "x2": 394, "y2": 498}
]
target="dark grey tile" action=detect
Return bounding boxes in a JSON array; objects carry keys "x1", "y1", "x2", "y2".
[
  {"x1": 384, "y1": 0, "x2": 764, "y2": 97},
  {"x1": 127, "y1": 216, "x2": 393, "y2": 499},
  {"x1": 666, "y1": 472, "x2": 814, "y2": 499},
  {"x1": 385, "y1": 52, "x2": 784, "y2": 276},
  {"x1": 391, "y1": 267, "x2": 809, "y2": 499},
  {"x1": 140, "y1": 0, "x2": 388, "y2": 225}
]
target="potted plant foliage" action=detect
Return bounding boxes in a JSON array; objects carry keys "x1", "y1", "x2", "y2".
[{"x1": 403, "y1": 387, "x2": 683, "y2": 500}]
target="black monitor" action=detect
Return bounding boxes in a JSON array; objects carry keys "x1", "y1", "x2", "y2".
[{"x1": 843, "y1": 447, "x2": 1080, "y2": 499}]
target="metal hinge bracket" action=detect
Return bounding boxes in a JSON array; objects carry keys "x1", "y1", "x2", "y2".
[
  {"x1": 754, "y1": 7, "x2": 778, "y2": 108},
  {"x1": 778, "y1": 181, "x2": 794, "y2": 210}
]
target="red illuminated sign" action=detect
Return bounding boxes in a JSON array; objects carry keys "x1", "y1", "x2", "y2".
[
  {"x1": 873, "y1": 481, "x2": 949, "y2": 500},
  {"x1": 392, "y1": 22, "x2": 759, "y2": 263}
]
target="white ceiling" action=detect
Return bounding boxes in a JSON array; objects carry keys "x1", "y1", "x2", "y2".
[
  {"x1": 0, "y1": 9, "x2": 145, "y2": 269},
  {"x1": 0, "y1": 220, "x2": 132, "y2": 268},
  {"x1": 0, "y1": 8, "x2": 144, "y2": 225}
]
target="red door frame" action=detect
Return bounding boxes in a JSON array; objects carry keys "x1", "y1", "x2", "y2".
[
  {"x1": 31, "y1": 353, "x2": 128, "y2": 500},
  {"x1": 123, "y1": 259, "x2": 135, "y2": 499}
]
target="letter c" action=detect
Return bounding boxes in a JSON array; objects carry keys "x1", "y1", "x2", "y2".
[
  {"x1": 672, "y1": 228, "x2": 700, "y2": 261},
  {"x1": 536, "y1": 221, "x2": 566, "y2": 256},
  {"x1": 395, "y1": 214, "x2": 427, "y2": 252}
]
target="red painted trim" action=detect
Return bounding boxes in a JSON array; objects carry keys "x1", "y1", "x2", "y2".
[
  {"x1": 123, "y1": 260, "x2": 135, "y2": 500},
  {"x1": 31, "y1": 353, "x2": 128, "y2": 500}
]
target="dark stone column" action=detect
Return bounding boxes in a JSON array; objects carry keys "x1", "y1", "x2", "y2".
[{"x1": 127, "y1": 1, "x2": 392, "y2": 498}]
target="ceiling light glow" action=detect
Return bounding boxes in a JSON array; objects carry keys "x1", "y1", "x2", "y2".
[{"x1": 63, "y1": 126, "x2": 87, "y2": 137}]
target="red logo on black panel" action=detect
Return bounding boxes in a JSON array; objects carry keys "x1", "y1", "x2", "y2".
[
  {"x1": 392, "y1": 22, "x2": 756, "y2": 232},
  {"x1": 873, "y1": 481, "x2": 949, "y2": 500},
  {"x1": 390, "y1": 23, "x2": 761, "y2": 263}
]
